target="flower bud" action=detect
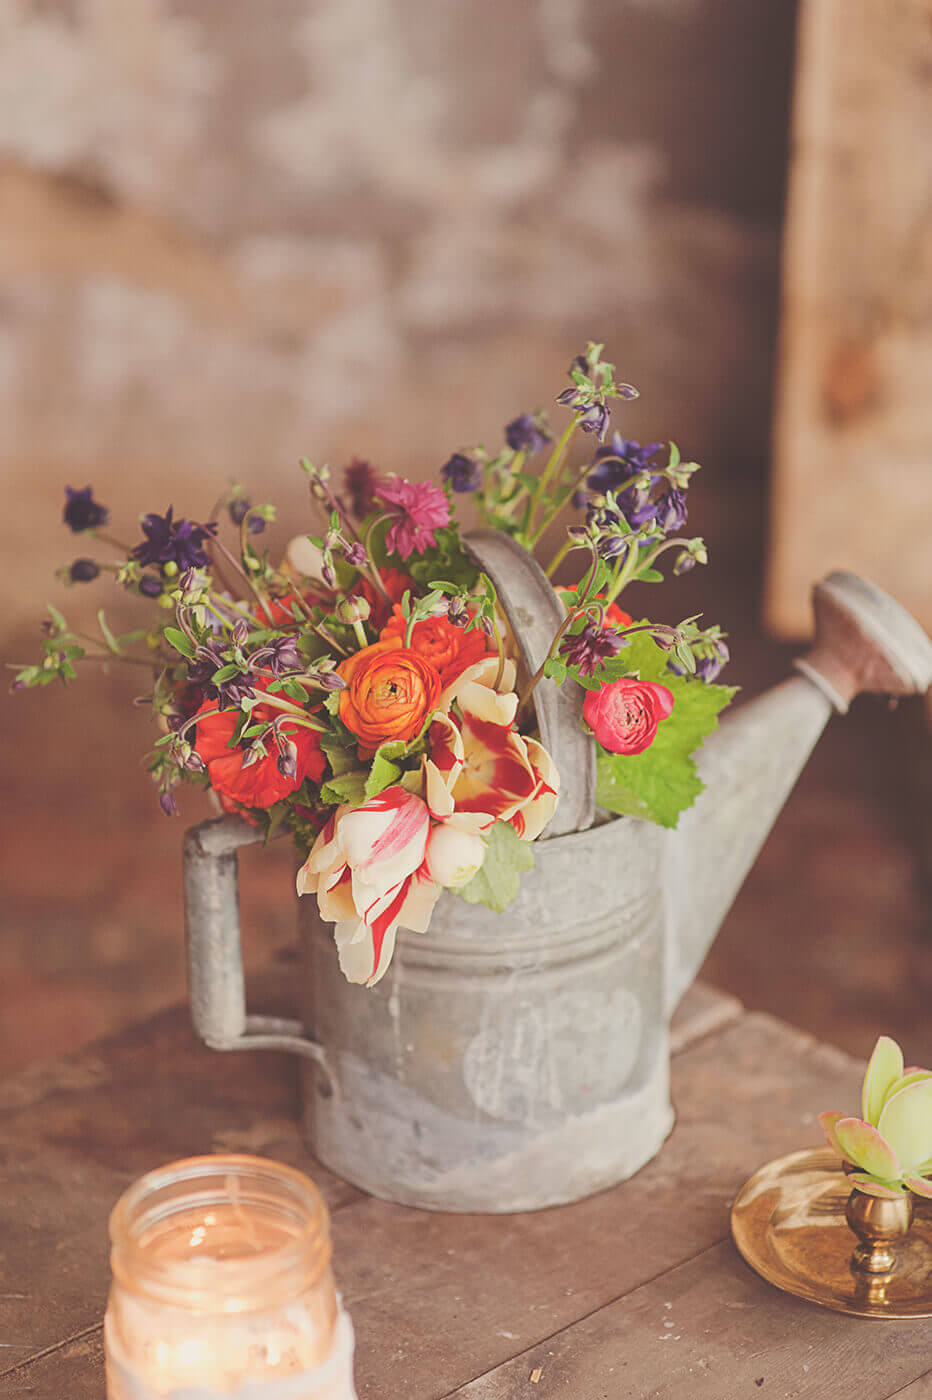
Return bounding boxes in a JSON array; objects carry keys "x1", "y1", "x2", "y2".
[
  {"x1": 276, "y1": 740, "x2": 299, "y2": 781},
  {"x1": 336, "y1": 594, "x2": 371, "y2": 626},
  {"x1": 231, "y1": 619, "x2": 249, "y2": 646},
  {"x1": 343, "y1": 541, "x2": 368, "y2": 568},
  {"x1": 673, "y1": 550, "x2": 695, "y2": 575},
  {"x1": 315, "y1": 670, "x2": 346, "y2": 691},
  {"x1": 69, "y1": 558, "x2": 100, "y2": 583},
  {"x1": 159, "y1": 791, "x2": 179, "y2": 817},
  {"x1": 139, "y1": 574, "x2": 163, "y2": 598}
]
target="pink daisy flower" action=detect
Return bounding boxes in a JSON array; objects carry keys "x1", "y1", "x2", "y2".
[{"x1": 376, "y1": 477, "x2": 451, "y2": 559}]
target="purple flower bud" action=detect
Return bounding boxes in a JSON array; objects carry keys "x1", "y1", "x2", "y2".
[
  {"x1": 567, "y1": 525, "x2": 589, "y2": 541},
  {"x1": 249, "y1": 515, "x2": 266, "y2": 535},
  {"x1": 447, "y1": 595, "x2": 470, "y2": 628},
  {"x1": 697, "y1": 639, "x2": 730, "y2": 683},
  {"x1": 673, "y1": 550, "x2": 696, "y2": 575},
  {"x1": 440, "y1": 452, "x2": 483, "y2": 493},
  {"x1": 315, "y1": 670, "x2": 346, "y2": 691},
  {"x1": 11, "y1": 677, "x2": 27, "y2": 692},
  {"x1": 159, "y1": 791, "x2": 179, "y2": 817},
  {"x1": 597, "y1": 534, "x2": 629, "y2": 562},
  {"x1": 232, "y1": 619, "x2": 249, "y2": 646},
  {"x1": 505, "y1": 413, "x2": 552, "y2": 455},
  {"x1": 480, "y1": 616, "x2": 495, "y2": 639},
  {"x1": 343, "y1": 541, "x2": 368, "y2": 568},
  {"x1": 578, "y1": 403, "x2": 610, "y2": 439},
  {"x1": 185, "y1": 750, "x2": 206, "y2": 773},
  {"x1": 276, "y1": 740, "x2": 298, "y2": 781},
  {"x1": 321, "y1": 559, "x2": 336, "y2": 588},
  {"x1": 666, "y1": 658, "x2": 687, "y2": 678},
  {"x1": 242, "y1": 743, "x2": 265, "y2": 769},
  {"x1": 229, "y1": 497, "x2": 250, "y2": 525},
  {"x1": 64, "y1": 486, "x2": 109, "y2": 533},
  {"x1": 70, "y1": 558, "x2": 100, "y2": 583},
  {"x1": 616, "y1": 383, "x2": 639, "y2": 400},
  {"x1": 556, "y1": 387, "x2": 581, "y2": 407},
  {"x1": 654, "y1": 487, "x2": 688, "y2": 533}
]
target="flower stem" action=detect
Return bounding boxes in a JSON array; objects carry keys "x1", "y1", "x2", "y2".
[
  {"x1": 362, "y1": 514, "x2": 394, "y2": 605},
  {"x1": 524, "y1": 415, "x2": 579, "y2": 540},
  {"x1": 545, "y1": 538, "x2": 573, "y2": 579},
  {"x1": 519, "y1": 540, "x2": 599, "y2": 714}
]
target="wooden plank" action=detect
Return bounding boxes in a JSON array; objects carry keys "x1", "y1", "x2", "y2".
[
  {"x1": 0, "y1": 1006, "x2": 362, "y2": 1373},
  {"x1": 768, "y1": 0, "x2": 932, "y2": 636},
  {"x1": 0, "y1": 999, "x2": 865, "y2": 1399},
  {"x1": 669, "y1": 981, "x2": 742, "y2": 1055},
  {"x1": 1, "y1": 1330, "x2": 104, "y2": 1399},
  {"x1": 332, "y1": 1014, "x2": 864, "y2": 1398},
  {"x1": 887, "y1": 1378, "x2": 932, "y2": 1399},
  {"x1": 445, "y1": 1239, "x2": 931, "y2": 1399}
]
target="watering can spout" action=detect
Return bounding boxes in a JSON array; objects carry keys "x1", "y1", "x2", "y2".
[{"x1": 664, "y1": 572, "x2": 932, "y2": 1011}]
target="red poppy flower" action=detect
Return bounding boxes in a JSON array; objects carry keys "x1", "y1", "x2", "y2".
[{"x1": 193, "y1": 684, "x2": 326, "y2": 810}]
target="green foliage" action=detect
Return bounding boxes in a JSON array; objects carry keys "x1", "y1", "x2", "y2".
[
  {"x1": 364, "y1": 740, "x2": 407, "y2": 799},
  {"x1": 319, "y1": 771, "x2": 368, "y2": 808},
  {"x1": 457, "y1": 821, "x2": 535, "y2": 913},
  {"x1": 594, "y1": 626, "x2": 736, "y2": 829}
]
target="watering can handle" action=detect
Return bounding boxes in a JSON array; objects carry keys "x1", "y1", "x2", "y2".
[{"x1": 183, "y1": 815, "x2": 332, "y2": 1082}]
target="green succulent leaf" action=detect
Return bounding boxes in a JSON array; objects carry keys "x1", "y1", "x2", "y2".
[
  {"x1": 594, "y1": 626, "x2": 736, "y2": 829},
  {"x1": 818, "y1": 1110, "x2": 846, "y2": 1158},
  {"x1": 862, "y1": 1034, "x2": 904, "y2": 1125},
  {"x1": 876, "y1": 1077, "x2": 932, "y2": 1172},
  {"x1": 905, "y1": 1175, "x2": 932, "y2": 1199},
  {"x1": 882, "y1": 1070, "x2": 932, "y2": 1110},
  {"x1": 457, "y1": 821, "x2": 534, "y2": 914},
  {"x1": 847, "y1": 1173, "x2": 906, "y2": 1199},
  {"x1": 834, "y1": 1117, "x2": 901, "y2": 1180}
]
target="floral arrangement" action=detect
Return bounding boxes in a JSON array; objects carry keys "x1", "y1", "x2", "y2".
[
  {"x1": 13, "y1": 345, "x2": 734, "y2": 986},
  {"x1": 819, "y1": 1035, "x2": 932, "y2": 1199}
]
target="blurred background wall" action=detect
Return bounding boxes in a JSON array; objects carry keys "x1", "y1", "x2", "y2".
[{"x1": 1, "y1": 0, "x2": 928, "y2": 1075}]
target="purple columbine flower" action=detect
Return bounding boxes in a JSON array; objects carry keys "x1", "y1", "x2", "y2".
[
  {"x1": 577, "y1": 402, "x2": 610, "y2": 439},
  {"x1": 440, "y1": 452, "x2": 483, "y2": 493},
  {"x1": 654, "y1": 487, "x2": 687, "y2": 533},
  {"x1": 343, "y1": 540, "x2": 369, "y2": 569},
  {"x1": 64, "y1": 486, "x2": 109, "y2": 533},
  {"x1": 70, "y1": 558, "x2": 100, "y2": 583},
  {"x1": 159, "y1": 790, "x2": 179, "y2": 817},
  {"x1": 697, "y1": 639, "x2": 730, "y2": 683},
  {"x1": 586, "y1": 436, "x2": 662, "y2": 495},
  {"x1": 251, "y1": 635, "x2": 303, "y2": 679},
  {"x1": 132, "y1": 507, "x2": 217, "y2": 574},
  {"x1": 505, "y1": 413, "x2": 552, "y2": 454},
  {"x1": 617, "y1": 491, "x2": 660, "y2": 530},
  {"x1": 139, "y1": 574, "x2": 163, "y2": 598},
  {"x1": 187, "y1": 642, "x2": 256, "y2": 705},
  {"x1": 560, "y1": 623, "x2": 628, "y2": 677}
]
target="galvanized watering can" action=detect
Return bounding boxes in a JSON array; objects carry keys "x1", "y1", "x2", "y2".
[{"x1": 184, "y1": 538, "x2": 932, "y2": 1212}]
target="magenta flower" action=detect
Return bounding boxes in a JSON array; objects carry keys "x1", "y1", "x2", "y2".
[{"x1": 376, "y1": 477, "x2": 451, "y2": 559}]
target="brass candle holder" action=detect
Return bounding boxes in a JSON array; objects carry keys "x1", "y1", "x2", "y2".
[{"x1": 731, "y1": 1147, "x2": 932, "y2": 1319}]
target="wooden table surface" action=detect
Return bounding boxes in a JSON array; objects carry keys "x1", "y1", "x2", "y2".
[{"x1": 0, "y1": 978, "x2": 929, "y2": 1399}]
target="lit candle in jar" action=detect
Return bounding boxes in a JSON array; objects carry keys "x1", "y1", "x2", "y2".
[{"x1": 104, "y1": 1155, "x2": 357, "y2": 1399}]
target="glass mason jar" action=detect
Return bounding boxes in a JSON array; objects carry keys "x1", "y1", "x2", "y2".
[{"x1": 104, "y1": 1154, "x2": 357, "y2": 1399}]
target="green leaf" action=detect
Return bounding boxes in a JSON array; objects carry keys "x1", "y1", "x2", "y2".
[
  {"x1": 97, "y1": 609, "x2": 122, "y2": 654},
  {"x1": 635, "y1": 568, "x2": 665, "y2": 583},
  {"x1": 283, "y1": 680, "x2": 309, "y2": 702},
  {"x1": 364, "y1": 739, "x2": 408, "y2": 799},
  {"x1": 594, "y1": 625, "x2": 736, "y2": 829},
  {"x1": 164, "y1": 627, "x2": 195, "y2": 659},
  {"x1": 543, "y1": 656, "x2": 567, "y2": 683},
  {"x1": 319, "y1": 771, "x2": 368, "y2": 807},
  {"x1": 212, "y1": 664, "x2": 240, "y2": 683},
  {"x1": 321, "y1": 733, "x2": 358, "y2": 776},
  {"x1": 323, "y1": 690, "x2": 342, "y2": 717},
  {"x1": 457, "y1": 821, "x2": 535, "y2": 913},
  {"x1": 46, "y1": 604, "x2": 67, "y2": 632}
]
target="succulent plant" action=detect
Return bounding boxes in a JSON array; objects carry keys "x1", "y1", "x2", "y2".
[{"x1": 819, "y1": 1035, "x2": 932, "y2": 1199}]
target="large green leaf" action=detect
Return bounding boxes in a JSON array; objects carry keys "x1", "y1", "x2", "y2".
[
  {"x1": 593, "y1": 626, "x2": 736, "y2": 829},
  {"x1": 457, "y1": 821, "x2": 535, "y2": 914}
]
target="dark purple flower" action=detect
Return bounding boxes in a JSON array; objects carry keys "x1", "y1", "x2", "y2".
[
  {"x1": 560, "y1": 623, "x2": 627, "y2": 677},
  {"x1": 440, "y1": 452, "x2": 483, "y2": 493},
  {"x1": 505, "y1": 413, "x2": 552, "y2": 454},
  {"x1": 159, "y1": 791, "x2": 179, "y2": 817},
  {"x1": 132, "y1": 508, "x2": 217, "y2": 574},
  {"x1": 229, "y1": 498, "x2": 266, "y2": 533},
  {"x1": 654, "y1": 487, "x2": 687, "y2": 533},
  {"x1": 251, "y1": 635, "x2": 303, "y2": 679},
  {"x1": 447, "y1": 595, "x2": 470, "y2": 628},
  {"x1": 69, "y1": 558, "x2": 99, "y2": 583},
  {"x1": 586, "y1": 437, "x2": 662, "y2": 495},
  {"x1": 597, "y1": 534, "x2": 629, "y2": 562},
  {"x1": 344, "y1": 458, "x2": 382, "y2": 517},
  {"x1": 572, "y1": 487, "x2": 590, "y2": 511},
  {"x1": 187, "y1": 641, "x2": 256, "y2": 706},
  {"x1": 617, "y1": 491, "x2": 660, "y2": 530},
  {"x1": 64, "y1": 486, "x2": 109, "y2": 533},
  {"x1": 578, "y1": 403, "x2": 610, "y2": 439},
  {"x1": 139, "y1": 574, "x2": 163, "y2": 598},
  {"x1": 343, "y1": 540, "x2": 369, "y2": 568}
]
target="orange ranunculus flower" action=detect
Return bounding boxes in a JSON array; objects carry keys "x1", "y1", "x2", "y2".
[
  {"x1": 338, "y1": 638, "x2": 441, "y2": 750},
  {"x1": 380, "y1": 605, "x2": 493, "y2": 688}
]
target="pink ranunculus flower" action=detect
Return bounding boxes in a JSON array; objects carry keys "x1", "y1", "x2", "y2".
[
  {"x1": 375, "y1": 477, "x2": 451, "y2": 559},
  {"x1": 583, "y1": 677, "x2": 674, "y2": 756},
  {"x1": 296, "y1": 786, "x2": 439, "y2": 986}
]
